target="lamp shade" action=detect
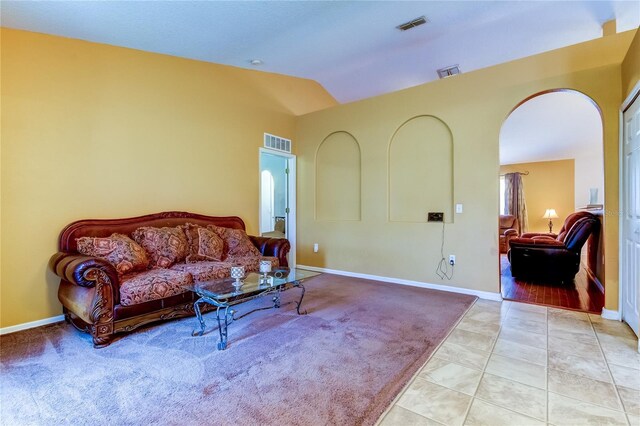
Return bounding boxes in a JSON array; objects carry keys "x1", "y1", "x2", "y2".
[{"x1": 542, "y1": 209, "x2": 559, "y2": 219}]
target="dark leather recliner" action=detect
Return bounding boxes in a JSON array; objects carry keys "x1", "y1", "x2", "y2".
[{"x1": 507, "y1": 211, "x2": 600, "y2": 283}]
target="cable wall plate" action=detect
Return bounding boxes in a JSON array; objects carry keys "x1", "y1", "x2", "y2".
[{"x1": 427, "y1": 212, "x2": 444, "y2": 222}]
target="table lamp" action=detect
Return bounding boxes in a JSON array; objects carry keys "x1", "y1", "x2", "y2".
[{"x1": 542, "y1": 209, "x2": 559, "y2": 233}]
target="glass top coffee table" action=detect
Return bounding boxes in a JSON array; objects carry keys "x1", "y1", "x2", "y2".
[{"x1": 184, "y1": 268, "x2": 320, "y2": 350}]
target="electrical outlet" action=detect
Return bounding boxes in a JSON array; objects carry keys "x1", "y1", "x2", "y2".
[
  {"x1": 449, "y1": 255, "x2": 456, "y2": 266},
  {"x1": 427, "y1": 212, "x2": 444, "y2": 222},
  {"x1": 313, "y1": 243, "x2": 319, "y2": 253}
]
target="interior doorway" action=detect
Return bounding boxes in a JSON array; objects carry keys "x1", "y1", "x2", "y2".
[
  {"x1": 259, "y1": 148, "x2": 296, "y2": 267},
  {"x1": 498, "y1": 89, "x2": 605, "y2": 313}
]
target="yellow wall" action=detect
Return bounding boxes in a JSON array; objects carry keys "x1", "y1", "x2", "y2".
[
  {"x1": 0, "y1": 28, "x2": 336, "y2": 328},
  {"x1": 2, "y1": 26, "x2": 638, "y2": 328},
  {"x1": 296, "y1": 31, "x2": 635, "y2": 307},
  {"x1": 501, "y1": 160, "x2": 575, "y2": 234},
  {"x1": 621, "y1": 28, "x2": 640, "y2": 99}
]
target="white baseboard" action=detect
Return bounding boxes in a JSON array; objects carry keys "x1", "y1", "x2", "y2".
[
  {"x1": 0, "y1": 315, "x2": 65, "y2": 335},
  {"x1": 601, "y1": 308, "x2": 621, "y2": 321},
  {"x1": 298, "y1": 265, "x2": 502, "y2": 301}
]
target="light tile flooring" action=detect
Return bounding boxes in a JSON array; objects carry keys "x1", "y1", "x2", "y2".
[{"x1": 379, "y1": 300, "x2": 640, "y2": 426}]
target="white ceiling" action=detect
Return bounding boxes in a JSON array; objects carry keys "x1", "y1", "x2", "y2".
[
  {"x1": 1, "y1": 1, "x2": 638, "y2": 103},
  {"x1": 499, "y1": 91, "x2": 603, "y2": 165}
]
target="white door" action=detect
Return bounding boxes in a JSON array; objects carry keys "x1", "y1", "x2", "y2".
[
  {"x1": 260, "y1": 171, "x2": 275, "y2": 234},
  {"x1": 621, "y1": 94, "x2": 640, "y2": 337}
]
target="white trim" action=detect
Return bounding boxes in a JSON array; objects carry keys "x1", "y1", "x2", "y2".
[
  {"x1": 622, "y1": 80, "x2": 640, "y2": 111},
  {"x1": 619, "y1": 80, "x2": 640, "y2": 333},
  {"x1": 298, "y1": 265, "x2": 503, "y2": 301},
  {"x1": 618, "y1": 97, "x2": 624, "y2": 328},
  {"x1": 259, "y1": 147, "x2": 297, "y2": 268},
  {"x1": 287, "y1": 159, "x2": 297, "y2": 269},
  {"x1": 0, "y1": 315, "x2": 65, "y2": 335},
  {"x1": 601, "y1": 308, "x2": 621, "y2": 321}
]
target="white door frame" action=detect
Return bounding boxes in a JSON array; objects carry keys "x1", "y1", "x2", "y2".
[
  {"x1": 618, "y1": 80, "x2": 640, "y2": 347},
  {"x1": 259, "y1": 147, "x2": 297, "y2": 268}
]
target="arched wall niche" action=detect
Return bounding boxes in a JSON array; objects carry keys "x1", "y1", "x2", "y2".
[
  {"x1": 388, "y1": 115, "x2": 454, "y2": 223},
  {"x1": 315, "y1": 131, "x2": 362, "y2": 221}
]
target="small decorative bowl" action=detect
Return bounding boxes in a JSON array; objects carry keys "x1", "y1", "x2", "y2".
[{"x1": 270, "y1": 268, "x2": 291, "y2": 279}]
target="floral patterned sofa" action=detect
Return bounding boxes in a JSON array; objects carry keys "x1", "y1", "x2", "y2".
[{"x1": 48, "y1": 211, "x2": 290, "y2": 347}]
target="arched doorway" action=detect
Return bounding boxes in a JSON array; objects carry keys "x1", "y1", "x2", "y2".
[{"x1": 498, "y1": 89, "x2": 605, "y2": 313}]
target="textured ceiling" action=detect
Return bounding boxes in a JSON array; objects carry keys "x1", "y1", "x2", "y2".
[{"x1": 1, "y1": 1, "x2": 638, "y2": 103}]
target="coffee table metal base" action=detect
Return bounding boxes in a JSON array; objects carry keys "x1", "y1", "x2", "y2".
[{"x1": 191, "y1": 283, "x2": 306, "y2": 350}]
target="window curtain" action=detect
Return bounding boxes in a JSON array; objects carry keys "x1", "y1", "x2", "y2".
[{"x1": 504, "y1": 172, "x2": 528, "y2": 234}]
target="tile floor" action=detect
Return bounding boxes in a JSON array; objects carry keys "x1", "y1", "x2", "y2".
[{"x1": 378, "y1": 299, "x2": 640, "y2": 426}]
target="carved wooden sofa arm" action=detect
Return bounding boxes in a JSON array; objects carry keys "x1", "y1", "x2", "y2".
[
  {"x1": 249, "y1": 236, "x2": 291, "y2": 267},
  {"x1": 49, "y1": 252, "x2": 119, "y2": 347}
]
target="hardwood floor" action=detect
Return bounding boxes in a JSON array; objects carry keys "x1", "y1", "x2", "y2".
[{"x1": 500, "y1": 254, "x2": 604, "y2": 313}]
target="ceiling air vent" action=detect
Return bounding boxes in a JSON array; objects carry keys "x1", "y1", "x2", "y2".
[
  {"x1": 396, "y1": 16, "x2": 428, "y2": 31},
  {"x1": 264, "y1": 133, "x2": 292, "y2": 153},
  {"x1": 437, "y1": 65, "x2": 461, "y2": 79}
]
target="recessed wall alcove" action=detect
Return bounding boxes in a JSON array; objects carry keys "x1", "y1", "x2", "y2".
[
  {"x1": 388, "y1": 115, "x2": 454, "y2": 223},
  {"x1": 315, "y1": 131, "x2": 362, "y2": 221}
]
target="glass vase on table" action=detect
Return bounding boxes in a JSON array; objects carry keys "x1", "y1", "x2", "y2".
[
  {"x1": 259, "y1": 260, "x2": 272, "y2": 286},
  {"x1": 230, "y1": 266, "x2": 245, "y2": 293}
]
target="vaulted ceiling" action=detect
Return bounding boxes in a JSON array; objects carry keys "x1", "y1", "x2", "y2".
[
  {"x1": 2, "y1": 1, "x2": 638, "y2": 104},
  {"x1": 2, "y1": 1, "x2": 636, "y2": 165}
]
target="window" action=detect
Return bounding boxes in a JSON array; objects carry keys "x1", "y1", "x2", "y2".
[{"x1": 499, "y1": 175, "x2": 506, "y2": 215}]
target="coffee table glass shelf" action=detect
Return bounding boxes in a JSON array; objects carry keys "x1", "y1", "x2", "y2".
[{"x1": 184, "y1": 268, "x2": 320, "y2": 350}]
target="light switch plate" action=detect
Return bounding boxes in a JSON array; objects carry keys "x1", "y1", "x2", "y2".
[{"x1": 455, "y1": 203, "x2": 463, "y2": 214}]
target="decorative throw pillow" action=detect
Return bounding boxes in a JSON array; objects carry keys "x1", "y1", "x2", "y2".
[
  {"x1": 131, "y1": 226, "x2": 188, "y2": 268},
  {"x1": 76, "y1": 233, "x2": 149, "y2": 275},
  {"x1": 209, "y1": 225, "x2": 261, "y2": 260},
  {"x1": 182, "y1": 223, "x2": 224, "y2": 263}
]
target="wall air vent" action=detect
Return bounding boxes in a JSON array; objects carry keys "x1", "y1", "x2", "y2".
[
  {"x1": 264, "y1": 133, "x2": 292, "y2": 153},
  {"x1": 437, "y1": 65, "x2": 461, "y2": 79},
  {"x1": 396, "y1": 16, "x2": 428, "y2": 31}
]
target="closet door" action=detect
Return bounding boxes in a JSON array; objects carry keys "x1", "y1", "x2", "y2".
[{"x1": 621, "y1": 95, "x2": 640, "y2": 337}]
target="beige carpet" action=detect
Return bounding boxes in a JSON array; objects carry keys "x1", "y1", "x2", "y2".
[{"x1": 1, "y1": 274, "x2": 475, "y2": 425}]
